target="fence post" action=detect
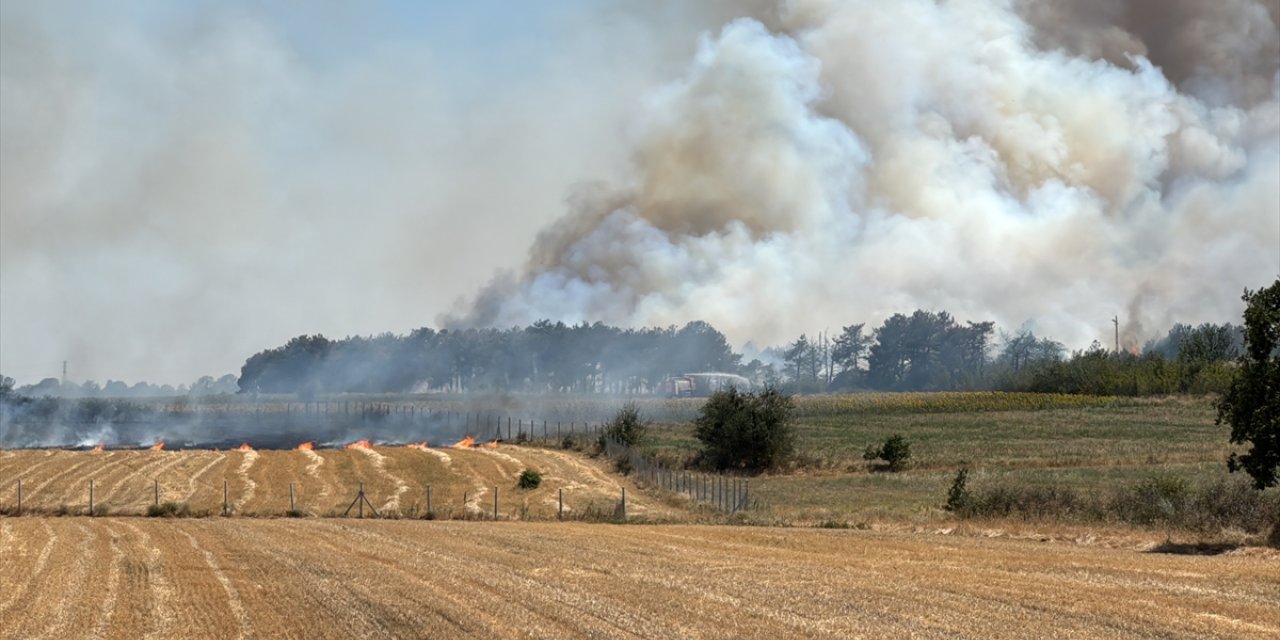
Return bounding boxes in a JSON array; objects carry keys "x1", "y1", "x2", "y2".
[
  {"x1": 89, "y1": 479, "x2": 94, "y2": 517},
  {"x1": 16, "y1": 479, "x2": 21, "y2": 516},
  {"x1": 223, "y1": 480, "x2": 228, "y2": 516},
  {"x1": 620, "y1": 487, "x2": 626, "y2": 519},
  {"x1": 154, "y1": 479, "x2": 159, "y2": 507},
  {"x1": 493, "y1": 487, "x2": 499, "y2": 520},
  {"x1": 426, "y1": 485, "x2": 432, "y2": 516},
  {"x1": 359, "y1": 482, "x2": 365, "y2": 519},
  {"x1": 289, "y1": 483, "x2": 296, "y2": 512},
  {"x1": 744, "y1": 480, "x2": 749, "y2": 511},
  {"x1": 558, "y1": 488, "x2": 563, "y2": 520}
]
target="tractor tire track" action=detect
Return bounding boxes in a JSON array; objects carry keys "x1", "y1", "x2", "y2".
[
  {"x1": 231, "y1": 451, "x2": 259, "y2": 514},
  {"x1": 114, "y1": 521, "x2": 177, "y2": 640},
  {"x1": 178, "y1": 526, "x2": 252, "y2": 640}
]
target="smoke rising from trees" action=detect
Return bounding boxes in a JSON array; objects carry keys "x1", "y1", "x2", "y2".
[
  {"x1": 456, "y1": 0, "x2": 1279, "y2": 353},
  {"x1": 2, "y1": 1, "x2": 1276, "y2": 386}
]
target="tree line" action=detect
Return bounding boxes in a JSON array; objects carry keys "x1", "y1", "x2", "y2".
[{"x1": 231, "y1": 314, "x2": 1244, "y2": 397}]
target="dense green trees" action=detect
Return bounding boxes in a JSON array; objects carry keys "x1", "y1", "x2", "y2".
[
  {"x1": 1217, "y1": 280, "x2": 1280, "y2": 489},
  {"x1": 237, "y1": 321, "x2": 741, "y2": 395},
  {"x1": 867, "y1": 311, "x2": 993, "y2": 391}
]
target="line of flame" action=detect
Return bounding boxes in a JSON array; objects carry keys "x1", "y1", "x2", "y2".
[
  {"x1": 151, "y1": 440, "x2": 165, "y2": 451},
  {"x1": 296, "y1": 441, "x2": 315, "y2": 451},
  {"x1": 345, "y1": 439, "x2": 373, "y2": 450}
]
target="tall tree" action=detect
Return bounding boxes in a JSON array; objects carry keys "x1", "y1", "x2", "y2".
[{"x1": 1217, "y1": 279, "x2": 1280, "y2": 489}]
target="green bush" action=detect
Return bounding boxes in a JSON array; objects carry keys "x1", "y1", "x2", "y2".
[
  {"x1": 693, "y1": 386, "x2": 795, "y2": 473},
  {"x1": 863, "y1": 434, "x2": 911, "y2": 471},
  {"x1": 517, "y1": 469, "x2": 542, "y2": 490},
  {"x1": 598, "y1": 401, "x2": 648, "y2": 451},
  {"x1": 945, "y1": 468, "x2": 970, "y2": 512}
]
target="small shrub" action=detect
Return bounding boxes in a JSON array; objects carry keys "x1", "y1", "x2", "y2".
[
  {"x1": 146, "y1": 501, "x2": 191, "y2": 518},
  {"x1": 285, "y1": 508, "x2": 307, "y2": 518},
  {"x1": 598, "y1": 401, "x2": 648, "y2": 451},
  {"x1": 864, "y1": 434, "x2": 911, "y2": 472},
  {"x1": 613, "y1": 456, "x2": 634, "y2": 476},
  {"x1": 517, "y1": 469, "x2": 542, "y2": 490},
  {"x1": 945, "y1": 468, "x2": 970, "y2": 512}
]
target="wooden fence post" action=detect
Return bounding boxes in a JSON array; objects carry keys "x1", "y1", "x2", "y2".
[
  {"x1": 223, "y1": 480, "x2": 229, "y2": 516},
  {"x1": 154, "y1": 479, "x2": 159, "y2": 507},
  {"x1": 426, "y1": 485, "x2": 432, "y2": 516},
  {"x1": 558, "y1": 488, "x2": 563, "y2": 520},
  {"x1": 493, "y1": 487, "x2": 499, "y2": 520},
  {"x1": 620, "y1": 487, "x2": 626, "y2": 519},
  {"x1": 89, "y1": 479, "x2": 94, "y2": 517},
  {"x1": 16, "y1": 479, "x2": 21, "y2": 516},
  {"x1": 289, "y1": 483, "x2": 296, "y2": 512}
]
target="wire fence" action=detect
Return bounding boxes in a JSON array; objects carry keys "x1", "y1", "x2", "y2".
[{"x1": 602, "y1": 438, "x2": 752, "y2": 513}]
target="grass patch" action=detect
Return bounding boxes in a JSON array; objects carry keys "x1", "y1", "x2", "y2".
[{"x1": 952, "y1": 473, "x2": 1280, "y2": 534}]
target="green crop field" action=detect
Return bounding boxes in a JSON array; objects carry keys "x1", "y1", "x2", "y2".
[{"x1": 629, "y1": 394, "x2": 1253, "y2": 524}]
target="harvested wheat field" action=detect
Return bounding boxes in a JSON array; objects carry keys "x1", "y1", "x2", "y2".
[
  {"x1": 0, "y1": 446, "x2": 673, "y2": 519},
  {"x1": 0, "y1": 518, "x2": 1276, "y2": 639}
]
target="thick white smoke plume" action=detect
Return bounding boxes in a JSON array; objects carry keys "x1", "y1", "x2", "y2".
[{"x1": 458, "y1": 0, "x2": 1280, "y2": 350}]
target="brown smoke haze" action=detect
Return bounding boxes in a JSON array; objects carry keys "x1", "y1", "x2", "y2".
[{"x1": 2, "y1": 1, "x2": 1277, "y2": 384}]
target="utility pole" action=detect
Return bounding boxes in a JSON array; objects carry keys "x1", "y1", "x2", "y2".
[{"x1": 1112, "y1": 316, "x2": 1120, "y2": 354}]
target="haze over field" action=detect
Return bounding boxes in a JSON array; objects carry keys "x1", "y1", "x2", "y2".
[{"x1": 2, "y1": 0, "x2": 1277, "y2": 385}]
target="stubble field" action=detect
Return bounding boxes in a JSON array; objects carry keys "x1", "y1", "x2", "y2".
[
  {"x1": 2, "y1": 517, "x2": 1277, "y2": 640},
  {"x1": 3, "y1": 394, "x2": 1278, "y2": 638},
  {"x1": 0, "y1": 444, "x2": 672, "y2": 520}
]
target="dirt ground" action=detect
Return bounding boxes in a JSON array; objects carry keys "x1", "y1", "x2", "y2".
[{"x1": 1, "y1": 517, "x2": 1276, "y2": 639}]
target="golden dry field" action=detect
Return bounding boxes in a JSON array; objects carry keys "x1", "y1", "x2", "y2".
[
  {"x1": 1, "y1": 518, "x2": 1276, "y2": 639},
  {"x1": 0, "y1": 446, "x2": 673, "y2": 520}
]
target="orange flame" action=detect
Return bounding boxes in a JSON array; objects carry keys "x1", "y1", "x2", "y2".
[
  {"x1": 151, "y1": 440, "x2": 165, "y2": 451},
  {"x1": 345, "y1": 439, "x2": 373, "y2": 450},
  {"x1": 234, "y1": 443, "x2": 253, "y2": 452},
  {"x1": 296, "y1": 441, "x2": 315, "y2": 451},
  {"x1": 451, "y1": 436, "x2": 475, "y2": 448},
  {"x1": 483, "y1": 439, "x2": 499, "y2": 449},
  {"x1": 92, "y1": 444, "x2": 104, "y2": 453},
  {"x1": 405, "y1": 441, "x2": 430, "y2": 450}
]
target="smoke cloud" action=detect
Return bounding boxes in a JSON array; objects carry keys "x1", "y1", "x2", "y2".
[
  {"x1": 456, "y1": 0, "x2": 1280, "y2": 351},
  {"x1": 3, "y1": 1, "x2": 1276, "y2": 387}
]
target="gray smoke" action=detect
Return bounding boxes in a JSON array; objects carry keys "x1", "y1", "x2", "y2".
[{"x1": 456, "y1": 0, "x2": 1280, "y2": 350}]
